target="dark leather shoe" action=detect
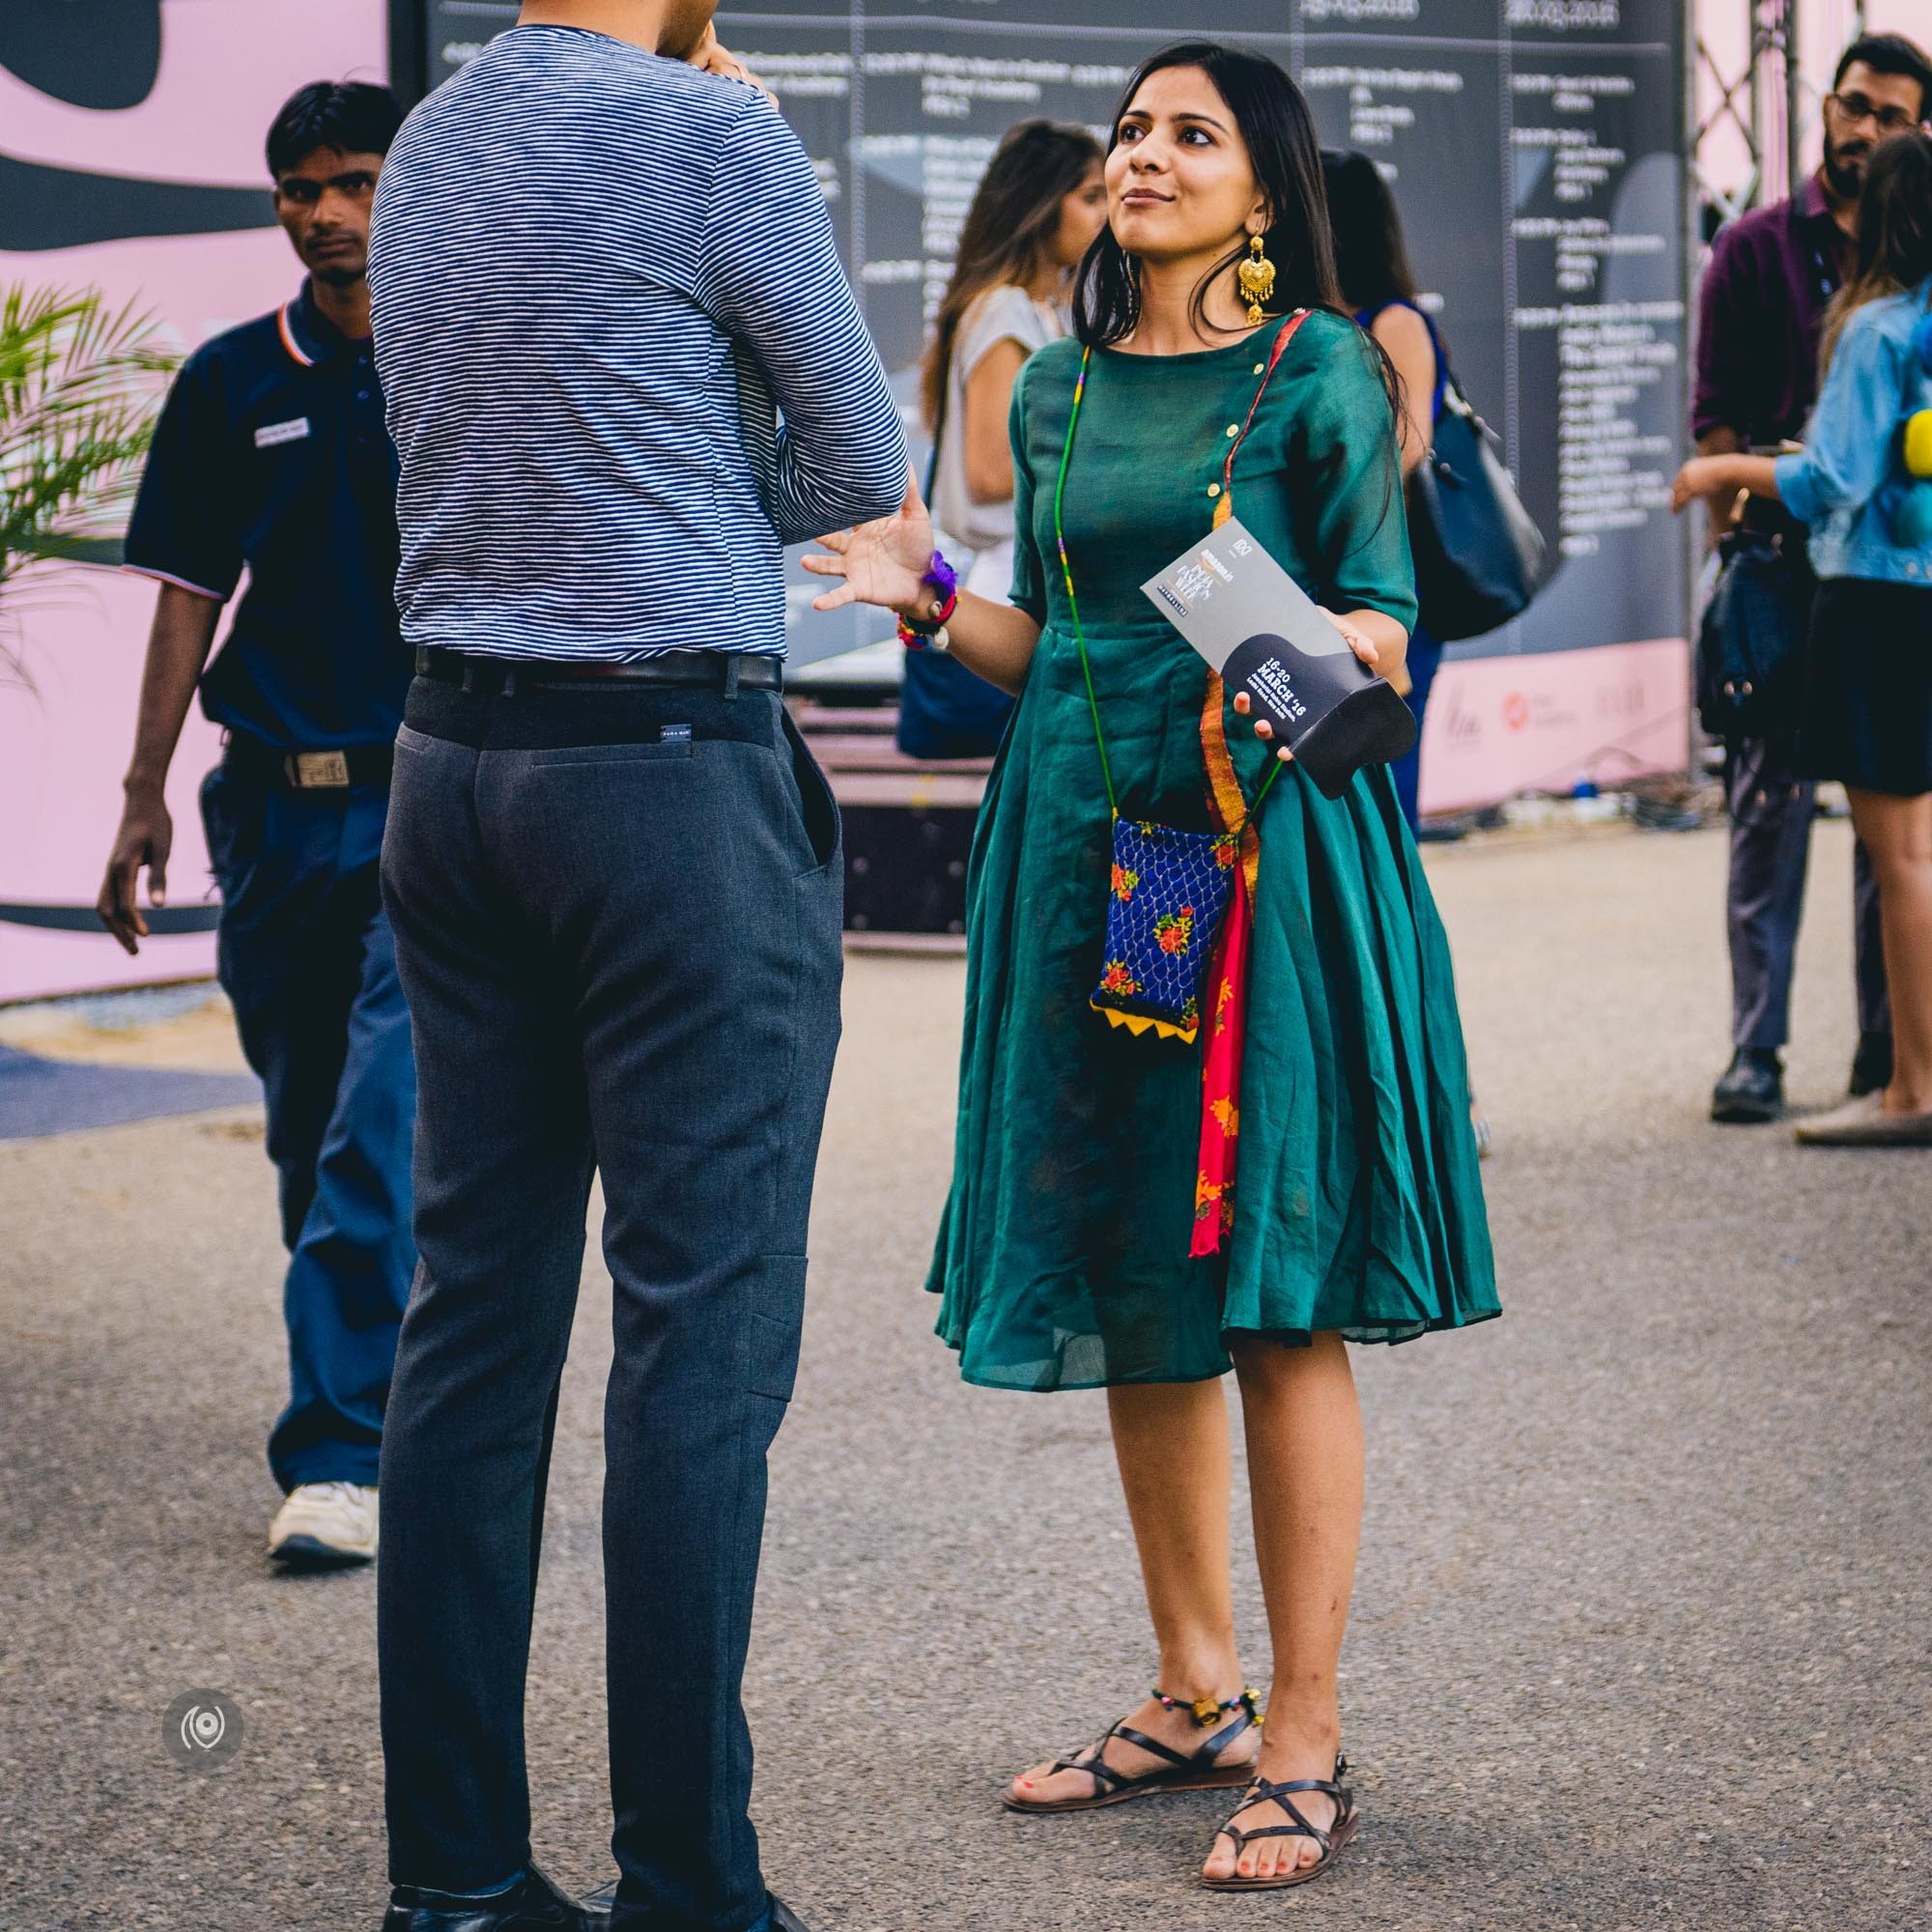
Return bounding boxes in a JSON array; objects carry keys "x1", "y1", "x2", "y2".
[
  {"x1": 1849, "y1": 1031, "x2": 1893, "y2": 1098},
  {"x1": 383, "y1": 1861, "x2": 610, "y2": 1931},
  {"x1": 580, "y1": 1886, "x2": 810, "y2": 1931},
  {"x1": 1711, "y1": 1047, "x2": 1783, "y2": 1123}
]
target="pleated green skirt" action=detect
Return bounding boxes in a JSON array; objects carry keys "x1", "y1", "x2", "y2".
[{"x1": 925, "y1": 614, "x2": 1499, "y2": 1391}]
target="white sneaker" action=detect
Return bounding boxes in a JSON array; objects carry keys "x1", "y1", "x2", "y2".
[{"x1": 267, "y1": 1482, "x2": 378, "y2": 1568}]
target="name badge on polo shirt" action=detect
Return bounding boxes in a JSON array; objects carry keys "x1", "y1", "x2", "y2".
[{"x1": 254, "y1": 416, "x2": 311, "y2": 449}]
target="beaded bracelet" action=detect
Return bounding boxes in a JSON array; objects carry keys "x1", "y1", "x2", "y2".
[
  {"x1": 897, "y1": 601, "x2": 957, "y2": 653},
  {"x1": 897, "y1": 549, "x2": 959, "y2": 650},
  {"x1": 918, "y1": 548, "x2": 959, "y2": 619}
]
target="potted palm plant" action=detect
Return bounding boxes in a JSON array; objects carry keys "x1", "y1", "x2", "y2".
[{"x1": 0, "y1": 283, "x2": 175, "y2": 682}]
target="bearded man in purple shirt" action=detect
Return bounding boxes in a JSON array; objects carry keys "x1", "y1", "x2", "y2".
[{"x1": 1692, "y1": 31, "x2": 1931, "y2": 1123}]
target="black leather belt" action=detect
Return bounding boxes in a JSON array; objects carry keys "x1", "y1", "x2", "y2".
[
  {"x1": 223, "y1": 733, "x2": 394, "y2": 791},
  {"x1": 413, "y1": 645, "x2": 781, "y2": 693}
]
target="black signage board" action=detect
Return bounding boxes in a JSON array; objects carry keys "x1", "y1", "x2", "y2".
[{"x1": 391, "y1": 1, "x2": 1687, "y2": 670}]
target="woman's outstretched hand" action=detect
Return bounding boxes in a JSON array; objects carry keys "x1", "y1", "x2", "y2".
[
  {"x1": 805, "y1": 474, "x2": 936, "y2": 616},
  {"x1": 1231, "y1": 609, "x2": 1380, "y2": 761}
]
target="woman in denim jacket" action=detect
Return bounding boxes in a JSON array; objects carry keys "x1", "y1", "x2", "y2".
[{"x1": 1676, "y1": 131, "x2": 1932, "y2": 1143}]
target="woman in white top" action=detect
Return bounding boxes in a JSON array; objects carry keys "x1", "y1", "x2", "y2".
[{"x1": 899, "y1": 119, "x2": 1106, "y2": 757}]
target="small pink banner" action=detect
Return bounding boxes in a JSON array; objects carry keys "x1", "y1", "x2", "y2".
[{"x1": 1417, "y1": 637, "x2": 1691, "y2": 818}]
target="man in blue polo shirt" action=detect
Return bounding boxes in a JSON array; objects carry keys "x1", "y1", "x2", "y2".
[{"x1": 99, "y1": 80, "x2": 412, "y2": 1572}]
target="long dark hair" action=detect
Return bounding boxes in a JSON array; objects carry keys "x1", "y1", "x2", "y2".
[
  {"x1": 1321, "y1": 148, "x2": 1420, "y2": 315},
  {"x1": 1072, "y1": 42, "x2": 1345, "y2": 348},
  {"x1": 1822, "y1": 129, "x2": 1932, "y2": 371},
  {"x1": 923, "y1": 119, "x2": 1103, "y2": 434},
  {"x1": 1072, "y1": 44, "x2": 1401, "y2": 550}
]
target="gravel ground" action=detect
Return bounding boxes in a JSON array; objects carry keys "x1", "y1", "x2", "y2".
[{"x1": 1, "y1": 817, "x2": 1926, "y2": 1932}]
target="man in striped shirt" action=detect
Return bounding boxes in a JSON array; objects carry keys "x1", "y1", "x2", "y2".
[{"x1": 365, "y1": 6, "x2": 908, "y2": 1929}]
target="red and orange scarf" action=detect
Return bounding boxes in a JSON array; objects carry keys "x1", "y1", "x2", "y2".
[{"x1": 1190, "y1": 653, "x2": 1261, "y2": 1258}]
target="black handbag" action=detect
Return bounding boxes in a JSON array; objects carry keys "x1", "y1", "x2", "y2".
[
  {"x1": 1407, "y1": 361, "x2": 1550, "y2": 642},
  {"x1": 1693, "y1": 525, "x2": 1814, "y2": 745}
]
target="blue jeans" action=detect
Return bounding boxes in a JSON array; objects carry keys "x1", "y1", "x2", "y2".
[
  {"x1": 377, "y1": 676, "x2": 842, "y2": 1932},
  {"x1": 201, "y1": 764, "x2": 416, "y2": 1492},
  {"x1": 1722, "y1": 736, "x2": 1889, "y2": 1050}
]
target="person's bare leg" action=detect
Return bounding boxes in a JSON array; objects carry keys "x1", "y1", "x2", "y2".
[
  {"x1": 1847, "y1": 787, "x2": 1932, "y2": 1113},
  {"x1": 1203, "y1": 1332, "x2": 1365, "y2": 1881},
  {"x1": 1010, "y1": 1378, "x2": 1260, "y2": 1804}
]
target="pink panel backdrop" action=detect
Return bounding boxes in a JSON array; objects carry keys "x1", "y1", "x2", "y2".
[
  {"x1": 4, "y1": 1, "x2": 1924, "y2": 987},
  {"x1": 0, "y1": 0, "x2": 387, "y2": 1003},
  {"x1": 1418, "y1": 639, "x2": 1691, "y2": 816}
]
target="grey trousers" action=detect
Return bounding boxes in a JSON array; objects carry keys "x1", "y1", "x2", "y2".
[
  {"x1": 1724, "y1": 736, "x2": 1889, "y2": 1051},
  {"x1": 377, "y1": 674, "x2": 843, "y2": 1932}
]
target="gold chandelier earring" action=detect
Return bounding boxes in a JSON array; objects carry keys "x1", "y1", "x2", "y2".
[{"x1": 1236, "y1": 231, "x2": 1276, "y2": 326}]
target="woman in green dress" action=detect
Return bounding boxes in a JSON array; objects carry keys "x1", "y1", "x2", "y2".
[{"x1": 806, "y1": 41, "x2": 1498, "y2": 1891}]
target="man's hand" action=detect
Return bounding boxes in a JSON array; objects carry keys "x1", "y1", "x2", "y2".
[
  {"x1": 684, "y1": 25, "x2": 775, "y2": 101},
  {"x1": 98, "y1": 786, "x2": 174, "y2": 955},
  {"x1": 98, "y1": 585, "x2": 219, "y2": 950}
]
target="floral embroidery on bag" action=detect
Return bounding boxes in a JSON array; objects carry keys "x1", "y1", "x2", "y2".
[
  {"x1": 1155, "y1": 909, "x2": 1195, "y2": 955},
  {"x1": 1091, "y1": 819, "x2": 1236, "y2": 1043}
]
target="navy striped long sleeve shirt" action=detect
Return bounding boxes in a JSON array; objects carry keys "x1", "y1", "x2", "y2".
[{"x1": 367, "y1": 23, "x2": 909, "y2": 661}]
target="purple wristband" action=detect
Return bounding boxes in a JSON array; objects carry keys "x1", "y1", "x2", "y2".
[{"x1": 921, "y1": 550, "x2": 958, "y2": 614}]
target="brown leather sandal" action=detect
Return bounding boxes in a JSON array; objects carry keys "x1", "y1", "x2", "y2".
[
  {"x1": 1200, "y1": 1754, "x2": 1358, "y2": 1889},
  {"x1": 1004, "y1": 1689, "x2": 1263, "y2": 1815}
]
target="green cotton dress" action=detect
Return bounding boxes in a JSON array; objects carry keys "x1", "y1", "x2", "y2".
[{"x1": 926, "y1": 310, "x2": 1500, "y2": 1392}]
